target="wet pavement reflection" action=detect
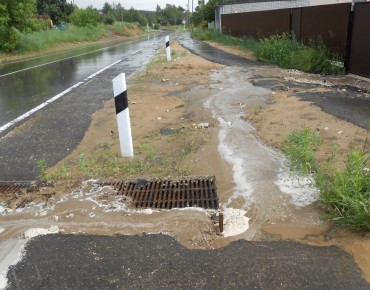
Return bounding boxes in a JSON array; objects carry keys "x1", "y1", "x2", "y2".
[{"x1": 0, "y1": 33, "x2": 167, "y2": 128}]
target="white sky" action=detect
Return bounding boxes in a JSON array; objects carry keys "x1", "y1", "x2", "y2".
[{"x1": 72, "y1": 0, "x2": 193, "y2": 11}]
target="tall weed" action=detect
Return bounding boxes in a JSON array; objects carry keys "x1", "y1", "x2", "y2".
[
  {"x1": 256, "y1": 33, "x2": 301, "y2": 67},
  {"x1": 283, "y1": 127, "x2": 321, "y2": 173},
  {"x1": 256, "y1": 34, "x2": 343, "y2": 74},
  {"x1": 17, "y1": 25, "x2": 104, "y2": 52},
  {"x1": 317, "y1": 151, "x2": 370, "y2": 230}
]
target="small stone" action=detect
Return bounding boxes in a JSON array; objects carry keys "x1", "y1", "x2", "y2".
[
  {"x1": 337, "y1": 130, "x2": 343, "y2": 134},
  {"x1": 324, "y1": 127, "x2": 329, "y2": 131},
  {"x1": 157, "y1": 117, "x2": 162, "y2": 120},
  {"x1": 197, "y1": 123, "x2": 210, "y2": 129}
]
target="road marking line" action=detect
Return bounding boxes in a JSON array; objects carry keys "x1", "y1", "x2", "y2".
[
  {"x1": 0, "y1": 35, "x2": 163, "y2": 78},
  {"x1": 0, "y1": 38, "x2": 164, "y2": 135}
]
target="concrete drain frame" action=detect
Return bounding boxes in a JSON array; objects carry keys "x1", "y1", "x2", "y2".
[{"x1": 99, "y1": 175, "x2": 223, "y2": 232}]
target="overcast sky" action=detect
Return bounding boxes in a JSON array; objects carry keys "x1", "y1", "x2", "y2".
[{"x1": 72, "y1": 0, "x2": 193, "y2": 11}]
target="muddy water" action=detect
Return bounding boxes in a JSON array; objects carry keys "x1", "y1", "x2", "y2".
[{"x1": 204, "y1": 67, "x2": 330, "y2": 240}]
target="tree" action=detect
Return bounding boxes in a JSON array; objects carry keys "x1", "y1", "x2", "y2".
[
  {"x1": 191, "y1": 0, "x2": 218, "y2": 26},
  {"x1": 102, "y1": 2, "x2": 112, "y2": 15},
  {"x1": 163, "y1": 5, "x2": 185, "y2": 25},
  {"x1": 0, "y1": 0, "x2": 36, "y2": 52},
  {"x1": 36, "y1": 0, "x2": 74, "y2": 24}
]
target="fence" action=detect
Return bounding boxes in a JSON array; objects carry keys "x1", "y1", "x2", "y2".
[
  {"x1": 348, "y1": 2, "x2": 370, "y2": 78},
  {"x1": 220, "y1": 2, "x2": 370, "y2": 77},
  {"x1": 221, "y1": 9, "x2": 290, "y2": 38}
]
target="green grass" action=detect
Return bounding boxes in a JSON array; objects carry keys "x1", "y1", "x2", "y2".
[
  {"x1": 17, "y1": 25, "x2": 105, "y2": 53},
  {"x1": 282, "y1": 127, "x2": 370, "y2": 230},
  {"x1": 191, "y1": 29, "x2": 258, "y2": 54},
  {"x1": 256, "y1": 33, "x2": 344, "y2": 74},
  {"x1": 316, "y1": 150, "x2": 370, "y2": 230},
  {"x1": 12, "y1": 22, "x2": 144, "y2": 54},
  {"x1": 256, "y1": 33, "x2": 300, "y2": 67},
  {"x1": 283, "y1": 127, "x2": 321, "y2": 174}
]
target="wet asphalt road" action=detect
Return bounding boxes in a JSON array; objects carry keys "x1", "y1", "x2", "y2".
[
  {"x1": 0, "y1": 41, "x2": 161, "y2": 181},
  {"x1": 7, "y1": 234, "x2": 369, "y2": 290}
]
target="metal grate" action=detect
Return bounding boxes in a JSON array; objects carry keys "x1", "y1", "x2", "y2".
[
  {"x1": 99, "y1": 176, "x2": 219, "y2": 210},
  {"x1": 0, "y1": 181, "x2": 49, "y2": 194}
]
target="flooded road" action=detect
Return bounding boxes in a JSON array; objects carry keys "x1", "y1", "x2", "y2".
[{"x1": 0, "y1": 32, "x2": 167, "y2": 131}]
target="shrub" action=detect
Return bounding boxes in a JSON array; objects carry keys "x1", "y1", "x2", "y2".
[
  {"x1": 0, "y1": 27, "x2": 19, "y2": 52},
  {"x1": 256, "y1": 33, "x2": 301, "y2": 67},
  {"x1": 69, "y1": 8, "x2": 100, "y2": 27},
  {"x1": 256, "y1": 33, "x2": 343, "y2": 74},
  {"x1": 103, "y1": 12, "x2": 115, "y2": 25}
]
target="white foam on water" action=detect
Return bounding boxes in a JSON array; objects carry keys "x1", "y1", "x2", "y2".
[
  {"x1": 23, "y1": 226, "x2": 60, "y2": 239},
  {"x1": 218, "y1": 127, "x2": 254, "y2": 208},
  {"x1": 222, "y1": 208, "x2": 250, "y2": 237},
  {"x1": 275, "y1": 169, "x2": 319, "y2": 207}
]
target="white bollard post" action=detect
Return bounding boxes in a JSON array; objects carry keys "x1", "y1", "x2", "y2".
[
  {"x1": 112, "y1": 73, "x2": 134, "y2": 158},
  {"x1": 165, "y1": 35, "x2": 171, "y2": 62}
]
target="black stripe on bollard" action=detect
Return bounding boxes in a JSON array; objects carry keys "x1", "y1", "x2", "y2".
[
  {"x1": 114, "y1": 90, "x2": 128, "y2": 115},
  {"x1": 166, "y1": 41, "x2": 170, "y2": 48}
]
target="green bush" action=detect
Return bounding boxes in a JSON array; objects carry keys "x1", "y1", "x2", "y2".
[
  {"x1": 0, "y1": 27, "x2": 19, "y2": 52},
  {"x1": 69, "y1": 8, "x2": 100, "y2": 27},
  {"x1": 317, "y1": 151, "x2": 370, "y2": 230},
  {"x1": 256, "y1": 33, "x2": 343, "y2": 74},
  {"x1": 103, "y1": 12, "x2": 115, "y2": 25},
  {"x1": 256, "y1": 33, "x2": 301, "y2": 67},
  {"x1": 28, "y1": 18, "x2": 50, "y2": 32}
]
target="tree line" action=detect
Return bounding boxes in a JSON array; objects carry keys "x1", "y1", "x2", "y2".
[{"x1": 0, "y1": 0, "x2": 233, "y2": 53}]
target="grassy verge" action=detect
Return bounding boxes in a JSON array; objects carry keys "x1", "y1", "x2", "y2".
[
  {"x1": 1, "y1": 22, "x2": 144, "y2": 56},
  {"x1": 192, "y1": 29, "x2": 343, "y2": 74},
  {"x1": 45, "y1": 126, "x2": 206, "y2": 180},
  {"x1": 191, "y1": 29, "x2": 258, "y2": 54},
  {"x1": 283, "y1": 127, "x2": 369, "y2": 230},
  {"x1": 256, "y1": 33, "x2": 343, "y2": 74}
]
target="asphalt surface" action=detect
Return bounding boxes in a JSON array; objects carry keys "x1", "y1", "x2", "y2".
[
  {"x1": 7, "y1": 234, "x2": 369, "y2": 290},
  {"x1": 0, "y1": 46, "x2": 157, "y2": 181}
]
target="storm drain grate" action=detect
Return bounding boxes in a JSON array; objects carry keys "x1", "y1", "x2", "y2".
[
  {"x1": 0, "y1": 181, "x2": 50, "y2": 194},
  {"x1": 99, "y1": 176, "x2": 219, "y2": 210}
]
